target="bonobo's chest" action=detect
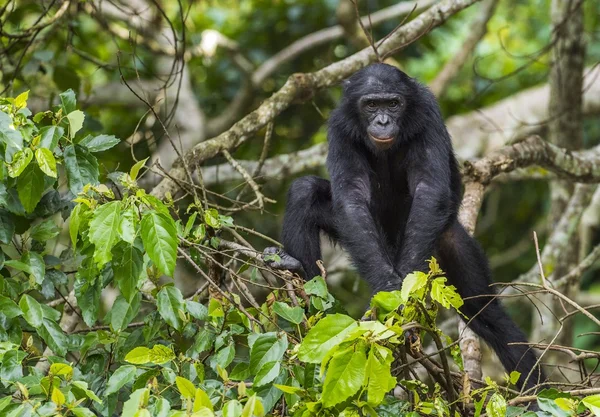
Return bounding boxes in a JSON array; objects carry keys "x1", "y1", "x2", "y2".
[{"x1": 368, "y1": 152, "x2": 411, "y2": 212}]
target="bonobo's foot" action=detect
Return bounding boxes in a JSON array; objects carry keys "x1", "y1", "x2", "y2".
[{"x1": 263, "y1": 247, "x2": 306, "y2": 277}]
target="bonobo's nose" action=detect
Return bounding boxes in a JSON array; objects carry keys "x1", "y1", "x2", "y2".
[{"x1": 375, "y1": 115, "x2": 390, "y2": 127}]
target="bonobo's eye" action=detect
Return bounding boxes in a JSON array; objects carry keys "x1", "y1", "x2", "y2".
[
  {"x1": 366, "y1": 100, "x2": 377, "y2": 110},
  {"x1": 389, "y1": 100, "x2": 399, "y2": 109}
]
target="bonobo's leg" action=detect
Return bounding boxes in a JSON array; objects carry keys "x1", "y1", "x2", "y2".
[
  {"x1": 437, "y1": 220, "x2": 545, "y2": 392},
  {"x1": 264, "y1": 176, "x2": 337, "y2": 280}
]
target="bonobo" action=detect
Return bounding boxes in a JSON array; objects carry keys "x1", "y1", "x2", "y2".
[{"x1": 264, "y1": 63, "x2": 544, "y2": 391}]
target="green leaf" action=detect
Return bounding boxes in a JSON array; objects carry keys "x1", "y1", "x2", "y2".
[
  {"x1": 185, "y1": 300, "x2": 208, "y2": 320},
  {"x1": 241, "y1": 394, "x2": 264, "y2": 417},
  {"x1": 25, "y1": 251, "x2": 45, "y2": 284},
  {"x1": 322, "y1": 345, "x2": 367, "y2": 407},
  {"x1": 38, "y1": 318, "x2": 68, "y2": 356},
  {"x1": 72, "y1": 408, "x2": 96, "y2": 417},
  {"x1": 79, "y1": 134, "x2": 120, "y2": 152},
  {"x1": 583, "y1": 395, "x2": 600, "y2": 416},
  {"x1": 204, "y1": 208, "x2": 221, "y2": 229},
  {"x1": 122, "y1": 388, "x2": 148, "y2": 417},
  {"x1": 370, "y1": 291, "x2": 403, "y2": 314},
  {"x1": 29, "y1": 219, "x2": 60, "y2": 241},
  {"x1": 35, "y1": 148, "x2": 57, "y2": 177},
  {"x1": 59, "y1": 89, "x2": 76, "y2": 114},
  {"x1": 17, "y1": 162, "x2": 45, "y2": 212},
  {"x1": 140, "y1": 211, "x2": 177, "y2": 277},
  {"x1": 8, "y1": 148, "x2": 33, "y2": 178},
  {"x1": 365, "y1": 345, "x2": 396, "y2": 406},
  {"x1": 109, "y1": 294, "x2": 141, "y2": 332},
  {"x1": 193, "y1": 388, "x2": 213, "y2": 412},
  {"x1": 273, "y1": 302, "x2": 304, "y2": 325},
  {"x1": 0, "y1": 209, "x2": 15, "y2": 244},
  {"x1": 89, "y1": 201, "x2": 122, "y2": 267},
  {"x1": 19, "y1": 294, "x2": 44, "y2": 328},
  {"x1": 176, "y1": 376, "x2": 196, "y2": 399},
  {"x1": 106, "y1": 365, "x2": 137, "y2": 395},
  {"x1": 230, "y1": 363, "x2": 250, "y2": 381},
  {"x1": 254, "y1": 361, "x2": 280, "y2": 387},
  {"x1": 15, "y1": 90, "x2": 29, "y2": 109},
  {"x1": 63, "y1": 145, "x2": 99, "y2": 195},
  {"x1": 125, "y1": 347, "x2": 151, "y2": 364},
  {"x1": 67, "y1": 110, "x2": 85, "y2": 138},
  {"x1": 215, "y1": 344, "x2": 235, "y2": 369},
  {"x1": 222, "y1": 400, "x2": 243, "y2": 417},
  {"x1": 304, "y1": 276, "x2": 328, "y2": 298},
  {"x1": 112, "y1": 242, "x2": 143, "y2": 302},
  {"x1": 148, "y1": 344, "x2": 176, "y2": 364},
  {"x1": 69, "y1": 204, "x2": 88, "y2": 249},
  {"x1": 39, "y1": 126, "x2": 64, "y2": 151},
  {"x1": 130, "y1": 157, "x2": 148, "y2": 181},
  {"x1": 298, "y1": 314, "x2": 357, "y2": 363},
  {"x1": 509, "y1": 371, "x2": 521, "y2": 385},
  {"x1": 400, "y1": 272, "x2": 428, "y2": 302},
  {"x1": 486, "y1": 393, "x2": 507, "y2": 417},
  {"x1": 50, "y1": 363, "x2": 73, "y2": 376},
  {"x1": 157, "y1": 286, "x2": 184, "y2": 330},
  {"x1": 430, "y1": 277, "x2": 463, "y2": 310},
  {"x1": 250, "y1": 333, "x2": 288, "y2": 376},
  {"x1": 119, "y1": 205, "x2": 137, "y2": 244},
  {"x1": 0, "y1": 295, "x2": 22, "y2": 318}
]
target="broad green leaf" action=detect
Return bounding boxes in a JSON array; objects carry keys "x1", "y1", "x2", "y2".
[
  {"x1": 365, "y1": 345, "x2": 396, "y2": 406},
  {"x1": 193, "y1": 388, "x2": 213, "y2": 412},
  {"x1": 72, "y1": 408, "x2": 96, "y2": 417},
  {"x1": 89, "y1": 201, "x2": 122, "y2": 266},
  {"x1": 157, "y1": 286, "x2": 184, "y2": 330},
  {"x1": 185, "y1": 300, "x2": 208, "y2": 320},
  {"x1": 400, "y1": 272, "x2": 428, "y2": 302},
  {"x1": 222, "y1": 400, "x2": 243, "y2": 417},
  {"x1": 74, "y1": 274, "x2": 101, "y2": 327},
  {"x1": 122, "y1": 388, "x2": 148, "y2": 417},
  {"x1": 230, "y1": 363, "x2": 250, "y2": 381},
  {"x1": 109, "y1": 294, "x2": 141, "y2": 332},
  {"x1": 141, "y1": 211, "x2": 177, "y2": 277},
  {"x1": 125, "y1": 347, "x2": 151, "y2": 364},
  {"x1": 8, "y1": 148, "x2": 33, "y2": 178},
  {"x1": 119, "y1": 205, "x2": 137, "y2": 244},
  {"x1": 38, "y1": 318, "x2": 68, "y2": 356},
  {"x1": 583, "y1": 395, "x2": 600, "y2": 416},
  {"x1": 51, "y1": 387, "x2": 66, "y2": 406},
  {"x1": 79, "y1": 134, "x2": 120, "y2": 152},
  {"x1": 241, "y1": 394, "x2": 264, "y2": 417},
  {"x1": 69, "y1": 204, "x2": 88, "y2": 249},
  {"x1": 148, "y1": 344, "x2": 176, "y2": 364},
  {"x1": 130, "y1": 157, "x2": 148, "y2": 181},
  {"x1": 67, "y1": 110, "x2": 85, "y2": 138},
  {"x1": 153, "y1": 397, "x2": 170, "y2": 417},
  {"x1": 0, "y1": 209, "x2": 15, "y2": 244},
  {"x1": 322, "y1": 345, "x2": 367, "y2": 407},
  {"x1": 304, "y1": 276, "x2": 328, "y2": 298},
  {"x1": 14, "y1": 90, "x2": 29, "y2": 109},
  {"x1": 273, "y1": 301, "x2": 304, "y2": 324},
  {"x1": 106, "y1": 365, "x2": 137, "y2": 395},
  {"x1": 273, "y1": 384, "x2": 304, "y2": 395},
  {"x1": 431, "y1": 277, "x2": 463, "y2": 310},
  {"x1": 486, "y1": 393, "x2": 507, "y2": 417},
  {"x1": 250, "y1": 333, "x2": 288, "y2": 375},
  {"x1": 19, "y1": 294, "x2": 44, "y2": 328},
  {"x1": 63, "y1": 145, "x2": 99, "y2": 195},
  {"x1": 112, "y1": 242, "x2": 143, "y2": 302},
  {"x1": 39, "y1": 125, "x2": 63, "y2": 151},
  {"x1": 35, "y1": 148, "x2": 57, "y2": 177},
  {"x1": 204, "y1": 208, "x2": 221, "y2": 229},
  {"x1": 298, "y1": 314, "x2": 357, "y2": 363},
  {"x1": 59, "y1": 89, "x2": 76, "y2": 113},
  {"x1": 29, "y1": 219, "x2": 60, "y2": 241},
  {"x1": 17, "y1": 162, "x2": 45, "y2": 212},
  {"x1": 0, "y1": 295, "x2": 22, "y2": 318},
  {"x1": 370, "y1": 291, "x2": 403, "y2": 313},
  {"x1": 50, "y1": 363, "x2": 73, "y2": 376},
  {"x1": 254, "y1": 361, "x2": 280, "y2": 387},
  {"x1": 509, "y1": 371, "x2": 521, "y2": 385},
  {"x1": 25, "y1": 251, "x2": 45, "y2": 284},
  {"x1": 215, "y1": 344, "x2": 235, "y2": 369},
  {"x1": 175, "y1": 376, "x2": 196, "y2": 399}
]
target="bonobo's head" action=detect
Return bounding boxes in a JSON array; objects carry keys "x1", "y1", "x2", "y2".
[{"x1": 337, "y1": 63, "x2": 424, "y2": 151}]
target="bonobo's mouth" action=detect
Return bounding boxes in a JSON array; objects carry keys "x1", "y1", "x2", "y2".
[{"x1": 369, "y1": 134, "x2": 394, "y2": 144}]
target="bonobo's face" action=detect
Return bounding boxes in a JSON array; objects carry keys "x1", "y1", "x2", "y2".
[{"x1": 360, "y1": 92, "x2": 404, "y2": 150}]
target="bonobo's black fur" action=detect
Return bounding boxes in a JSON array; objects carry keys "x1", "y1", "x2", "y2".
[{"x1": 264, "y1": 63, "x2": 545, "y2": 391}]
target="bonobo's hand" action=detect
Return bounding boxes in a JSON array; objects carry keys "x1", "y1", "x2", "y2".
[{"x1": 262, "y1": 247, "x2": 305, "y2": 275}]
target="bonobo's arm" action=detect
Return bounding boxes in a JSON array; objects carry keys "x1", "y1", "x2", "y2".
[
  {"x1": 328, "y1": 146, "x2": 400, "y2": 292},
  {"x1": 396, "y1": 142, "x2": 454, "y2": 277}
]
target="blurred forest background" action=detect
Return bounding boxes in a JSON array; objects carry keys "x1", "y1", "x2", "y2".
[{"x1": 2, "y1": 0, "x2": 600, "y2": 389}]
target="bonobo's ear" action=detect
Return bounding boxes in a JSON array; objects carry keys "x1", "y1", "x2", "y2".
[{"x1": 342, "y1": 79, "x2": 351, "y2": 90}]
